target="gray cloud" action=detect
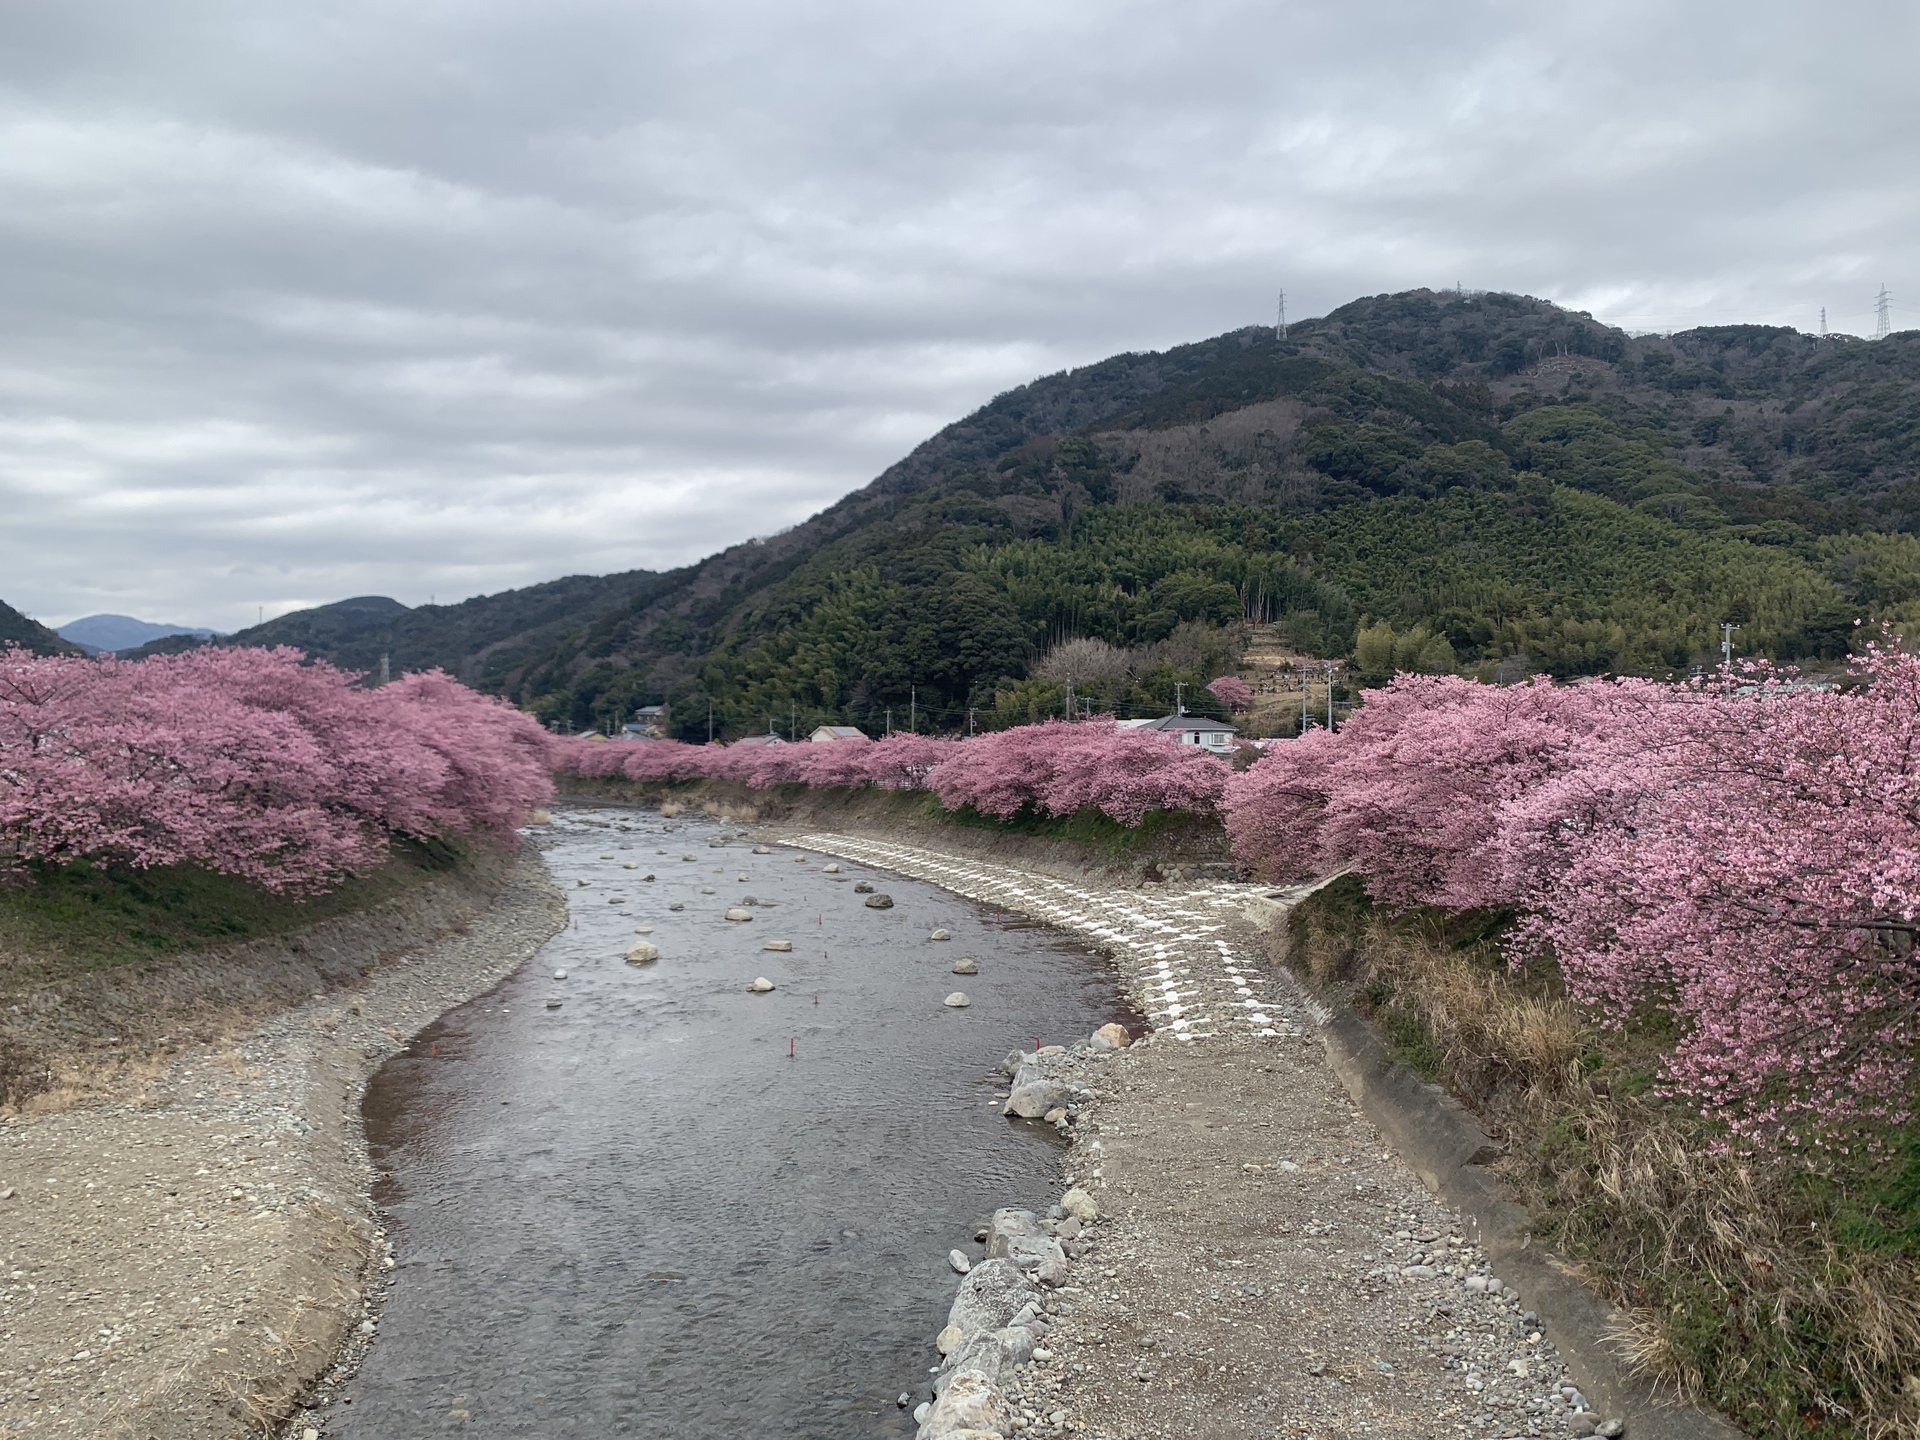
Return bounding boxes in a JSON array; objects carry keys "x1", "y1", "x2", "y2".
[{"x1": 2, "y1": 0, "x2": 1914, "y2": 629}]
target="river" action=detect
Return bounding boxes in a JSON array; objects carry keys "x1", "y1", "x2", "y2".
[{"x1": 330, "y1": 806, "x2": 1129, "y2": 1438}]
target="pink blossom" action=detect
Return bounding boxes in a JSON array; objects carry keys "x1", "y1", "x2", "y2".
[
  {"x1": 1206, "y1": 675, "x2": 1253, "y2": 711},
  {"x1": 0, "y1": 645, "x2": 553, "y2": 894}
]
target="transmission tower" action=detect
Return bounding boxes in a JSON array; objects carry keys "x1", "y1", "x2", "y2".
[
  {"x1": 1819, "y1": 306, "x2": 1827, "y2": 336},
  {"x1": 1276, "y1": 290, "x2": 1287, "y2": 339},
  {"x1": 1875, "y1": 286, "x2": 1893, "y2": 340}
]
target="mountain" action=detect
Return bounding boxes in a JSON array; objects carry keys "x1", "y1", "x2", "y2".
[
  {"x1": 56, "y1": 614, "x2": 220, "y2": 654},
  {"x1": 127, "y1": 576, "x2": 668, "y2": 689},
  {"x1": 0, "y1": 599, "x2": 82, "y2": 656},
  {"x1": 127, "y1": 289, "x2": 1920, "y2": 739}
]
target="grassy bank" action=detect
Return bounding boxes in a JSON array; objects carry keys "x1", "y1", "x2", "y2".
[
  {"x1": 553, "y1": 773, "x2": 1233, "y2": 873},
  {"x1": 0, "y1": 839, "x2": 501, "y2": 1111},
  {"x1": 0, "y1": 838, "x2": 468, "y2": 991},
  {"x1": 1281, "y1": 879, "x2": 1920, "y2": 1440}
]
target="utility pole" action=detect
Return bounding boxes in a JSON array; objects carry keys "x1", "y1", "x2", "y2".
[
  {"x1": 886, "y1": 706, "x2": 892, "y2": 736},
  {"x1": 1875, "y1": 286, "x2": 1893, "y2": 341},
  {"x1": 967, "y1": 707, "x2": 976, "y2": 737},
  {"x1": 1064, "y1": 679, "x2": 1074, "y2": 722},
  {"x1": 1174, "y1": 682, "x2": 1186, "y2": 716},
  {"x1": 1301, "y1": 667, "x2": 1311, "y2": 733},
  {"x1": 1275, "y1": 290, "x2": 1287, "y2": 339},
  {"x1": 790, "y1": 701, "x2": 796, "y2": 742},
  {"x1": 909, "y1": 686, "x2": 916, "y2": 734},
  {"x1": 1324, "y1": 661, "x2": 1336, "y2": 730},
  {"x1": 707, "y1": 704, "x2": 713, "y2": 744},
  {"x1": 378, "y1": 653, "x2": 389, "y2": 686},
  {"x1": 1721, "y1": 622, "x2": 1739, "y2": 676}
]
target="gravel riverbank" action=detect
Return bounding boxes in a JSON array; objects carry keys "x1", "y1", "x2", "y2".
[
  {"x1": 788, "y1": 832, "x2": 1613, "y2": 1440},
  {"x1": 0, "y1": 849, "x2": 564, "y2": 1440}
]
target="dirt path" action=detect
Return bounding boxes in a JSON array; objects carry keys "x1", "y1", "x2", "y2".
[
  {"x1": 0, "y1": 851, "x2": 564, "y2": 1440},
  {"x1": 793, "y1": 833, "x2": 1602, "y2": 1440}
]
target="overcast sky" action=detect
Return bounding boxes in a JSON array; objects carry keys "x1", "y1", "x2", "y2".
[{"x1": 4, "y1": 0, "x2": 1915, "y2": 630}]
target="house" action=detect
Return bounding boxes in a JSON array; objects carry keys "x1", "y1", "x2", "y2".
[
  {"x1": 729, "y1": 733, "x2": 786, "y2": 749},
  {"x1": 619, "y1": 704, "x2": 668, "y2": 740},
  {"x1": 1124, "y1": 713, "x2": 1238, "y2": 755},
  {"x1": 809, "y1": 725, "x2": 870, "y2": 743}
]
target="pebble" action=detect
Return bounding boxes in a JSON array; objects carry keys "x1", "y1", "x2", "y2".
[
  {"x1": 746, "y1": 977, "x2": 776, "y2": 993},
  {"x1": 952, "y1": 957, "x2": 979, "y2": 974},
  {"x1": 553, "y1": 968, "x2": 568, "y2": 979},
  {"x1": 944, "y1": 992, "x2": 971, "y2": 1008}
]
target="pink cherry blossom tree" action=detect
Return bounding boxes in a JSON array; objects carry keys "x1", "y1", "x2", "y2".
[
  {"x1": 1206, "y1": 675, "x2": 1253, "y2": 712},
  {"x1": 0, "y1": 645, "x2": 554, "y2": 894}
]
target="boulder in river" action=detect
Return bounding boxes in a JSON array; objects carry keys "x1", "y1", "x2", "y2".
[
  {"x1": 763, "y1": 939, "x2": 794, "y2": 952},
  {"x1": 1060, "y1": 1187, "x2": 1099, "y2": 1223},
  {"x1": 936, "y1": 1326, "x2": 1036, "y2": 1392},
  {"x1": 951, "y1": 957, "x2": 979, "y2": 975},
  {"x1": 823, "y1": 862, "x2": 841, "y2": 873},
  {"x1": 917, "y1": 1369, "x2": 1010, "y2": 1438},
  {"x1": 929, "y1": 927, "x2": 951, "y2": 941},
  {"x1": 945, "y1": 1258, "x2": 1039, "y2": 1336},
  {"x1": 852, "y1": 879, "x2": 873, "y2": 893},
  {"x1": 668, "y1": 902, "x2": 685, "y2": 911},
  {"x1": 725, "y1": 908, "x2": 753, "y2": 922},
  {"x1": 943, "y1": 992, "x2": 971, "y2": 1008},
  {"x1": 625, "y1": 941, "x2": 660, "y2": 965},
  {"x1": 935, "y1": 1323, "x2": 966, "y2": 1356},
  {"x1": 746, "y1": 976, "x2": 776, "y2": 993},
  {"x1": 752, "y1": 845, "x2": 771, "y2": 854},
  {"x1": 1092, "y1": 1021, "x2": 1131, "y2": 1049},
  {"x1": 986, "y1": 1208, "x2": 1066, "y2": 1273},
  {"x1": 1004, "y1": 1080, "x2": 1072, "y2": 1119},
  {"x1": 863, "y1": 893, "x2": 894, "y2": 909},
  {"x1": 948, "y1": 1248, "x2": 971, "y2": 1274}
]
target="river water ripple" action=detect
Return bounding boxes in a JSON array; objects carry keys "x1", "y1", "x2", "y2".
[{"x1": 332, "y1": 807, "x2": 1128, "y2": 1438}]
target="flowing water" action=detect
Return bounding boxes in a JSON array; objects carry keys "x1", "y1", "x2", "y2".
[{"x1": 332, "y1": 806, "x2": 1129, "y2": 1438}]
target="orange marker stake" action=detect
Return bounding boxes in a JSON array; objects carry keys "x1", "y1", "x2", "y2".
[
  {"x1": 789, "y1": 1037, "x2": 796, "y2": 1059},
  {"x1": 430, "y1": 1041, "x2": 438, "y2": 1057}
]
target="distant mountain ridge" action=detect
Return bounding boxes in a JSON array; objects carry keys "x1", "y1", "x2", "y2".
[
  {"x1": 104, "y1": 289, "x2": 1920, "y2": 740},
  {"x1": 56, "y1": 614, "x2": 221, "y2": 654}
]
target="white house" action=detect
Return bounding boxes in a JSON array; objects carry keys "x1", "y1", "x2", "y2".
[
  {"x1": 1123, "y1": 714, "x2": 1238, "y2": 755},
  {"x1": 809, "y1": 725, "x2": 870, "y2": 743}
]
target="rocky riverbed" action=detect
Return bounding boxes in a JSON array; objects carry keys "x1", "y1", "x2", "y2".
[
  {"x1": 0, "y1": 851, "x2": 565, "y2": 1440},
  {"x1": 792, "y1": 833, "x2": 1620, "y2": 1440}
]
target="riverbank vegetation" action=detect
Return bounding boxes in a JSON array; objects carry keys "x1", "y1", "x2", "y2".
[
  {"x1": 0, "y1": 645, "x2": 554, "y2": 896},
  {"x1": 1241, "y1": 647, "x2": 1920, "y2": 1438}
]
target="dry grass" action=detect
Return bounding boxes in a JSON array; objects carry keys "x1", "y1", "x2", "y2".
[{"x1": 1282, "y1": 877, "x2": 1920, "y2": 1439}]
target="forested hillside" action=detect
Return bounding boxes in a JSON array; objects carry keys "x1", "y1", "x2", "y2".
[
  {"x1": 0, "y1": 598, "x2": 80, "y2": 656},
  {"x1": 109, "y1": 290, "x2": 1920, "y2": 738}
]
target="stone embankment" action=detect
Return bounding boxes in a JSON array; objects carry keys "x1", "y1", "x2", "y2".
[
  {"x1": 0, "y1": 850, "x2": 565, "y2": 1440},
  {"x1": 792, "y1": 832, "x2": 1635, "y2": 1440}
]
